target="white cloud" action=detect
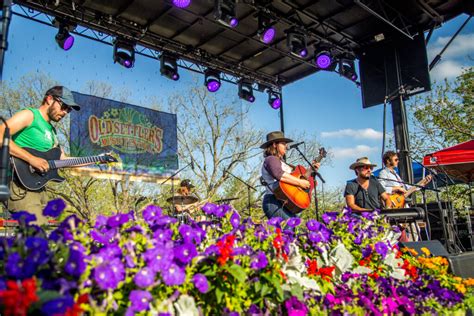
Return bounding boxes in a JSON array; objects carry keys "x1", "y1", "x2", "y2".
[
  {"x1": 430, "y1": 59, "x2": 465, "y2": 81},
  {"x1": 332, "y1": 145, "x2": 378, "y2": 159},
  {"x1": 427, "y1": 34, "x2": 474, "y2": 61},
  {"x1": 321, "y1": 128, "x2": 383, "y2": 140}
]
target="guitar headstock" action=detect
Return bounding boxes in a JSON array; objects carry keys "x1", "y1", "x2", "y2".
[
  {"x1": 315, "y1": 147, "x2": 327, "y2": 162},
  {"x1": 99, "y1": 152, "x2": 123, "y2": 170}
]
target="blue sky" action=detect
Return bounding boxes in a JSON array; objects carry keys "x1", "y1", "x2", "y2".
[{"x1": 2, "y1": 6, "x2": 473, "y2": 189}]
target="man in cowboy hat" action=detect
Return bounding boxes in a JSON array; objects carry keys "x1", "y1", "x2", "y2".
[
  {"x1": 344, "y1": 157, "x2": 393, "y2": 211},
  {"x1": 260, "y1": 131, "x2": 320, "y2": 219}
]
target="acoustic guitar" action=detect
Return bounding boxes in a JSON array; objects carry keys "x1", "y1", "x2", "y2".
[
  {"x1": 11, "y1": 147, "x2": 117, "y2": 191},
  {"x1": 389, "y1": 175, "x2": 432, "y2": 209},
  {"x1": 274, "y1": 148, "x2": 327, "y2": 214}
]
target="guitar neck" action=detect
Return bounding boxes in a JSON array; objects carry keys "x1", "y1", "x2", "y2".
[
  {"x1": 403, "y1": 178, "x2": 426, "y2": 197},
  {"x1": 48, "y1": 156, "x2": 103, "y2": 169}
]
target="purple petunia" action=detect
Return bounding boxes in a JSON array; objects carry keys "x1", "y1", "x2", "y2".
[
  {"x1": 306, "y1": 219, "x2": 321, "y2": 231},
  {"x1": 321, "y1": 212, "x2": 338, "y2": 224},
  {"x1": 178, "y1": 224, "x2": 199, "y2": 244},
  {"x1": 230, "y1": 211, "x2": 241, "y2": 228},
  {"x1": 201, "y1": 202, "x2": 217, "y2": 215},
  {"x1": 268, "y1": 217, "x2": 283, "y2": 227},
  {"x1": 173, "y1": 243, "x2": 198, "y2": 265},
  {"x1": 11, "y1": 211, "x2": 36, "y2": 225},
  {"x1": 143, "y1": 205, "x2": 162, "y2": 225},
  {"x1": 154, "y1": 228, "x2": 173, "y2": 243},
  {"x1": 250, "y1": 251, "x2": 268, "y2": 270},
  {"x1": 43, "y1": 198, "x2": 66, "y2": 218},
  {"x1": 375, "y1": 241, "x2": 388, "y2": 259},
  {"x1": 285, "y1": 296, "x2": 308, "y2": 316},
  {"x1": 41, "y1": 295, "x2": 74, "y2": 315},
  {"x1": 161, "y1": 263, "x2": 186, "y2": 286},
  {"x1": 64, "y1": 249, "x2": 86, "y2": 278},
  {"x1": 129, "y1": 290, "x2": 153, "y2": 312},
  {"x1": 286, "y1": 217, "x2": 301, "y2": 228},
  {"x1": 214, "y1": 204, "x2": 231, "y2": 218},
  {"x1": 362, "y1": 245, "x2": 372, "y2": 258},
  {"x1": 134, "y1": 267, "x2": 156, "y2": 288},
  {"x1": 143, "y1": 246, "x2": 174, "y2": 273},
  {"x1": 5, "y1": 252, "x2": 24, "y2": 279},
  {"x1": 93, "y1": 258, "x2": 124, "y2": 290},
  {"x1": 192, "y1": 273, "x2": 209, "y2": 293}
]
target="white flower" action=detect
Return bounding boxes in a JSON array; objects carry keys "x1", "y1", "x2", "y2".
[
  {"x1": 174, "y1": 295, "x2": 199, "y2": 316},
  {"x1": 329, "y1": 242, "x2": 354, "y2": 273}
]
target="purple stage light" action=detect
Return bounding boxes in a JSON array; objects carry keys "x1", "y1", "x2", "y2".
[
  {"x1": 123, "y1": 59, "x2": 132, "y2": 68},
  {"x1": 172, "y1": 0, "x2": 191, "y2": 8},
  {"x1": 299, "y1": 48, "x2": 308, "y2": 58},
  {"x1": 262, "y1": 27, "x2": 276, "y2": 44},
  {"x1": 248, "y1": 95, "x2": 255, "y2": 102},
  {"x1": 351, "y1": 74, "x2": 358, "y2": 81},
  {"x1": 172, "y1": 73, "x2": 180, "y2": 81},
  {"x1": 207, "y1": 80, "x2": 221, "y2": 92},
  {"x1": 62, "y1": 35, "x2": 74, "y2": 51},
  {"x1": 230, "y1": 18, "x2": 239, "y2": 28},
  {"x1": 271, "y1": 98, "x2": 281, "y2": 109},
  {"x1": 315, "y1": 53, "x2": 332, "y2": 69}
]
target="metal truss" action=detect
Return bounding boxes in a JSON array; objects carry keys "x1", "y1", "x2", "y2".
[
  {"x1": 12, "y1": 2, "x2": 283, "y2": 91},
  {"x1": 354, "y1": 0, "x2": 416, "y2": 40}
]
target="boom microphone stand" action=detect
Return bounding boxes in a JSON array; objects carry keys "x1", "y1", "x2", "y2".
[
  {"x1": 291, "y1": 144, "x2": 325, "y2": 221},
  {"x1": 223, "y1": 170, "x2": 256, "y2": 217}
]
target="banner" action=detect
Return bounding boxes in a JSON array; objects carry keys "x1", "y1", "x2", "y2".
[{"x1": 69, "y1": 92, "x2": 178, "y2": 178}]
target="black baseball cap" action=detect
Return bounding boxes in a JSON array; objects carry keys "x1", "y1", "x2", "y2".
[
  {"x1": 46, "y1": 86, "x2": 81, "y2": 110},
  {"x1": 180, "y1": 179, "x2": 195, "y2": 189}
]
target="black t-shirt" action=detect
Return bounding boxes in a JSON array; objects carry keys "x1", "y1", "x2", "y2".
[{"x1": 344, "y1": 178, "x2": 386, "y2": 210}]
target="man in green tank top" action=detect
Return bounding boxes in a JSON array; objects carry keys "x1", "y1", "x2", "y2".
[{"x1": 0, "y1": 86, "x2": 80, "y2": 225}]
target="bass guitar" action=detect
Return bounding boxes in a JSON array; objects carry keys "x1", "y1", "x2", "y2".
[
  {"x1": 11, "y1": 147, "x2": 117, "y2": 191},
  {"x1": 274, "y1": 148, "x2": 327, "y2": 214},
  {"x1": 389, "y1": 175, "x2": 432, "y2": 209}
]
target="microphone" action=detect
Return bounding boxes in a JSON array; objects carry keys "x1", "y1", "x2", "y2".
[
  {"x1": 0, "y1": 124, "x2": 10, "y2": 202},
  {"x1": 289, "y1": 141, "x2": 304, "y2": 149}
]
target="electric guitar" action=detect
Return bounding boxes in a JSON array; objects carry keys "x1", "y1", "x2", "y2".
[
  {"x1": 389, "y1": 175, "x2": 432, "y2": 209},
  {"x1": 274, "y1": 148, "x2": 327, "y2": 214},
  {"x1": 11, "y1": 147, "x2": 118, "y2": 191}
]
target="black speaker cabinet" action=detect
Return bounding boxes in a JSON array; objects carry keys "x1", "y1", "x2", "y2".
[{"x1": 448, "y1": 252, "x2": 474, "y2": 278}]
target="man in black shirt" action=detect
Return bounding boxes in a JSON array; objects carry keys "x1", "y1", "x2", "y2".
[{"x1": 344, "y1": 157, "x2": 393, "y2": 211}]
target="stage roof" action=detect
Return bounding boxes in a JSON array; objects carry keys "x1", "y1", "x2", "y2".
[{"x1": 14, "y1": 0, "x2": 470, "y2": 89}]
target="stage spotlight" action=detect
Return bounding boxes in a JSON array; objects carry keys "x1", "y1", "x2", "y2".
[
  {"x1": 314, "y1": 47, "x2": 334, "y2": 70},
  {"x1": 257, "y1": 13, "x2": 275, "y2": 44},
  {"x1": 287, "y1": 29, "x2": 307, "y2": 58},
  {"x1": 238, "y1": 80, "x2": 255, "y2": 103},
  {"x1": 113, "y1": 38, "x2": 135, "y2": 68},
  {"x1": 339, "y1": 58, "x2": 358, "y2": 81},
  {"x1": 53, "y1": 19, "x2": 76, "y2": 51},
  {"x1": 214, "y1": 0, "x2": 238, "y2": 28},
  {"x1": 172, "y1": 0, "x2": 191, "y2": 8},
  {"x1": 204, "y1": 68, "x2": 221, "y2": 92},
  {"x1": 268, "y1": 90, "x2": 282, "y2": 109},
  {"x1": 160, "y1": 53, "x2": 180, "y2": 81}
]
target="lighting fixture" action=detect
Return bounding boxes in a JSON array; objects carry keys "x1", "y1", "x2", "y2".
[
  {"x1": 214, "y1": 0, "x2": 238, "y2": 28},
  {"x1": 257, "y1": 13, "x2": 275, "y2": 44},
  {"x1": 113, "y1": 38, "x2": 135, "y2": 68},
  {"x1": 238, "y1": 80, "x2": 255, "y2": 103},
  {"x1": 339, "y1": 58, "x2": 358, "y2": 81},
  {"x1": 204, "y1": 68, "x2": 221, "y2": 92},
  {"x1": 160, "y1": 53, "x2": 180, "y2": 81},
  {"x1": 53, "y1": 18, "x2": 76, "y2": 51},
  {"x1": 172, "y1": 0, "x2": 191, "y2": 8},
  {"x1": 287, "y1": 29, "x2": 307, "y2": 58},
  {"x1": 268, "y1": 90, "x2": 282, "y2": 109}
]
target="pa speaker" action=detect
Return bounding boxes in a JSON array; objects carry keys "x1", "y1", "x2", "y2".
[
  {"x1": 448, "y1": 252, "x2": 474, "y2": 278},
  {"x1": 359, "y1": 33, "x2": 431, "y2": 108},
  {"x1": 399, "y1": 240, "x2": 449, "y2": 257}
]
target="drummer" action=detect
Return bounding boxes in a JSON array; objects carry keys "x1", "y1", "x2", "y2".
[{"x1": 174, "y1": 179, "x2": 199, "y2": 213}]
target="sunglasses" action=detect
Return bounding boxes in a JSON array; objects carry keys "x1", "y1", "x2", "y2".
[
  {"x1": 360, "y1": 166, "x2": 373, "y2": 170},
  {"x1": 55, "y1": 98, "x2": 73, "y2": 113}
]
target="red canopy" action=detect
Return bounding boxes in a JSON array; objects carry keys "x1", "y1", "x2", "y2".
[{"x1": 423, "y1": 140, "x2": 474, "y2": 183}]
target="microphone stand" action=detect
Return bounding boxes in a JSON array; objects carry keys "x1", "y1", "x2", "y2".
[
  {"x1": 291, "y1": 145, "x2": 325, "y2": 221},
  {"x1": 162, "y1": 162, "x2": 193, "y2": 216},
  {"x1": 224, "y1": 170, "x2": 256, "y2": 217}
]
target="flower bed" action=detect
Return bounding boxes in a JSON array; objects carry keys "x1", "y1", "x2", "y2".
[{"x1": 1, "y1": 199, "x2": 473, "y2": 315}]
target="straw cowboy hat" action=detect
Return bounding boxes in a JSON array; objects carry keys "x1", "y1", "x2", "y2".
[
  {"x1": 260, "y1": 131, "x2": 294, "y2": 149},
  {"x1": 349, "y1": 157, "x2": 377, "y2": 170}
]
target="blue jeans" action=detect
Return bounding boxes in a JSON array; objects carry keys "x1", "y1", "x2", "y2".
[{"x1": 262, "y1": 194, "x2": 297, "y2": 220}]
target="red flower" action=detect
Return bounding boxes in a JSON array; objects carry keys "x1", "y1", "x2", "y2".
[
  {"x1": 216, "y1": 234, "x2": 236, "y2": 266},
  {"x1": 306, "y1": 259, "x2": 335, "y2": 282},
  {"x1": 402, "y1": 259, "x2": 418, "y2": 280},
  {"x1": 63, "y1": 294, "x2": 89, "y2": 316},
  {"x1": 0, "y1": 278, "x2": 39, "y2": 316},
  {"x1": 359, "y1": 254, "x2": 373, "y2": 267},
  {"x1": 273, "y1": 228, "x2": 287, "y2": 261}
]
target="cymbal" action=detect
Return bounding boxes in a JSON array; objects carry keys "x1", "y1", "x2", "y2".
[
  {"x1": 166, "y1": 195, "x2": 199, "y2": 205},
  {"x1": 215, "y1": 197, "x2": 239, "y2": 204}
]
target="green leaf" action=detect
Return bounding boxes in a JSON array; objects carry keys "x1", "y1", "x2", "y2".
[
  {"x1": 290, "y1": 283, "x2": 304, "y2": 300},
  {"x1": 216, "y1": 286, "x2": 223, "y2": 304},
  {"x1": 226, "y1": 264, "x2": 247, "y2": 283}
]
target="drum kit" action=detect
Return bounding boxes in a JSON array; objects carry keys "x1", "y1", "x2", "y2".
[{"x1": 166, "y1": 195, "x2": 239, "y2": 224}]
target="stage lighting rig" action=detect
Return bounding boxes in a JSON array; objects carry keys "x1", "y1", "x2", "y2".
[
  {"x1": 204, "y1": 68, "x2": 221, "y2": 92},
  {"x1": 339, "y1": 58, "x2": 358, "y2": 81},
  {"x1": 113, "y1": 38, "x2": 135, "y2": 68},
  {"x1": 214, "y1": 0, "x2": 238, "y2": 28},
  {"x1": 267, "y1": 90, "x2": 282, "y2": 109},
  {"x1": 160, "y1": 53, "x2": 180, "y2": 81},
  {"x1": 52, "y1": 18, "x2": 76, "y2": 51},
  {"x1": 287, "y1": 28, "x2": 307, "y2": 58},
  {"x1": 257, "y1": 13, "x2": 275, "y2": 44},
  {"x1": 238, "y1": 80, "x2": 255, "y2": 103}
]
